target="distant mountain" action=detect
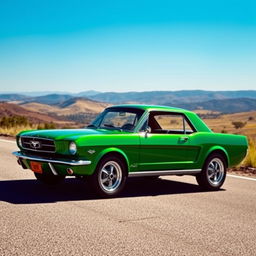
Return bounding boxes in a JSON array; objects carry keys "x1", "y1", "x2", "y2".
[
  {"x1": 2, "y1": 90, "x2": 256, "y2": 105},
  {"x1": 174, "y1": 98, "x2": 256, "y2": 113},
  {"x1": 0, "y1": 94, "x2": 30, "y2": 102},
  {"x1": 76, "y1": 90, "x2": 101, "y2": 97},
  {"x1": 0, "y1": 90, "x2": 101, "y2": 97},
  {"x1": 24, "y1": 94, "x2": 73, "y2": 105},
  {"x1": 90, "y1": 90, "x2": 256, "y2": 104}
]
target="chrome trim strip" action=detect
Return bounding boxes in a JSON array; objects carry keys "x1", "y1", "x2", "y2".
[
  {"x1": 48, "y1": 163, "x2": 58, "y2": 176},
  {"x1": 20, "y1": 136, "x2": 54, "y2": 141},
  {"x1": 12, "y1": 151, "x2": 91, "y2": 166},
  {"x1": 128, "y1": 169, "x2": 201, "y2": 177}
]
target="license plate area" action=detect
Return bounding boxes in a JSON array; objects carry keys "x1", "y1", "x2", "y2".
[{"x1": 30, "y1": 161, "x2": 43, "y2": 174}]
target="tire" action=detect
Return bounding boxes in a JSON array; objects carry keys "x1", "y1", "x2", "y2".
[
  {"x1": 34, "y1": 172, "x2": 65, "y2": 185},
  {"x1": 196, "y1": 153, "x2": 227, "y2": 190},
  {"x1": 89, "y1": 156, "x2": 127, "y2": 197}
]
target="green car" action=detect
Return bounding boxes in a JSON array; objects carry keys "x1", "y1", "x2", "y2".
[{"x1": 13, "y1": 105, "x2": 248, "y2": 197}]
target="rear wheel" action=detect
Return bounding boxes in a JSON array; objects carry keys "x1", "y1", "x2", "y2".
[
  {"x1": 89, "y1": 156, "x2": 127, "y2": 197},
  {"x1": 196, "y1": 153, "x2": 227, "y2": 190},
  {"x1": 34, "y1": 172, "x2": 65, "y2": 185}
]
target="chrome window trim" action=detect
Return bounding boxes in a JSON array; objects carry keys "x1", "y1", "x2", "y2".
[{"x1": 136, "y1": 110, "x2": 197, "y2": 134}]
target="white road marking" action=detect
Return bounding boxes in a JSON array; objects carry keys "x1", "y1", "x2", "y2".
[
  {"x1": 227, "y1": 174, "x2": 256, "y2": 181},
  {"x1": 0, "y1": 139, "x2": 16, "y2": 144}
]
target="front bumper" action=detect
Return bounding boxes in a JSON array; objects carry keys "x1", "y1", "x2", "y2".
[
  {"x1": 12, "y1": 151, "x2": 92, "y2": 176},
  {"x1": 13, "y1": 151, "x2": 91, "y2": 166}
]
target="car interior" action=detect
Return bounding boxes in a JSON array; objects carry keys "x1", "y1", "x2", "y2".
[{"x1": 144, "y1": 112, "x2": 195, "y2": 134}]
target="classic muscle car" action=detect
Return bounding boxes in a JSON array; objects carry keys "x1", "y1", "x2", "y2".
[{"x1": 13, "y1": 105, "x2": 248, "y2": 197}]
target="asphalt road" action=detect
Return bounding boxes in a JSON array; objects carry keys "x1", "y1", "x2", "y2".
[{"x1": 0, "y1": 139, "x2": 256, "y2": 256}]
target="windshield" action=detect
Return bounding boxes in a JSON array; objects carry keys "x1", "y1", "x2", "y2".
[{"x1": 88, "y1": 107, "x2": 144, "y2": 131}]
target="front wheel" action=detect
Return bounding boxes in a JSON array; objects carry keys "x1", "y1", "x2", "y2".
[
  {"x1": 89, "y1": 156, "x2": 127, "y2": 197},
  {"x1": 196, "y1": 153, "x2": 227, "y2": 190},
  {"x1": 34, "y1": 172, "x2": 65, "y2": 185}
]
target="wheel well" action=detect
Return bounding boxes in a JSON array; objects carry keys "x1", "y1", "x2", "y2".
[
  {"x1": 100, "y1": 152, "x2": 129, "y2": 175},
  {"x1": 207, "y1": 150, "x2": 228, "y2": 167}
]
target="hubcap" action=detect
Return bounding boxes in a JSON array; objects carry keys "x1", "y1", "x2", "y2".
[
  {"x1": 98, "y1": 161, "x2": 122, "y2": 192},
  {"x1": 207, "y1": 158, "x2": 225, "y2": 186}
]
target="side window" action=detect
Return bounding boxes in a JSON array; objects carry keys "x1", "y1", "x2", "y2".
[{"x1": 148, "y1": 112, "x2": 195, "y2": 134}]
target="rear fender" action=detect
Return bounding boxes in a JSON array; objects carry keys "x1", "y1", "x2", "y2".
[{"x1": 205, "y1": 146, "x2": 230, "y2": 167}]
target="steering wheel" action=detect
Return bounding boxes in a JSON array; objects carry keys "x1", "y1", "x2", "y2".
[{"x1": 121, "y1": 123, "x2": 134, "y2": 130}]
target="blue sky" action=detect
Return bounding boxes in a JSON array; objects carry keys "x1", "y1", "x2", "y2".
[{"x1": 0, "y1": 0, "x2": 255, "y2": 93}]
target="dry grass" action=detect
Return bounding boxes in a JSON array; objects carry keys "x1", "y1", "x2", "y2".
[
  {"x1": 241, "y1": 139, "x2": 256, "y2": 168},
  {"x1": 0, "y1": 124, "x2": 37, "y2": 136},
  {"x1": 202, "y1": 111, "x2": 256, "y2": 139},
  {"x1": 200, "y1": 111, "x2": 256, "y2": 169}
]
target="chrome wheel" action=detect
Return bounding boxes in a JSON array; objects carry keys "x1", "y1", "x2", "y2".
[
  {"x1": 98, "y1": 161, "x2": 123, "y2": 192},
  {"x1": 207, "y1": 158, "x2": 225, "y2": 186}
]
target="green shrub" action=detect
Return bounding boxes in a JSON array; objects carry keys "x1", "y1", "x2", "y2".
[{"x1": 232, "y1": 121, "x2": 246, "y2": 129}]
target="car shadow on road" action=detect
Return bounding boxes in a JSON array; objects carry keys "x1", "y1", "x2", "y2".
[{"x1": 0, "y1": 177, "x2": 224, "y2": 204}]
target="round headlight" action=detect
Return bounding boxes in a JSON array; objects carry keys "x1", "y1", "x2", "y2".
[
  {"x1": 69, "y1": 142, "x2": 77, "y2": 155},
  {"x1": 18, "y1": 136, "x2": 22, "y2": 148}
]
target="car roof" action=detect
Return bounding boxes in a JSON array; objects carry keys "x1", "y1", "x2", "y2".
[{"x1": 107, "y1": 104, "x2": 192, "y2": 114}]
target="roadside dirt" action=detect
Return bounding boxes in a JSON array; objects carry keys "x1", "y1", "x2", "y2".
[{"x1": 228, "y1": 167, "x2": 256, "y2": 178}]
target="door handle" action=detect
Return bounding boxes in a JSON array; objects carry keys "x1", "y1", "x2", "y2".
[{"x1": 180, "y1": 137, "x2": 189, "y2": 142}]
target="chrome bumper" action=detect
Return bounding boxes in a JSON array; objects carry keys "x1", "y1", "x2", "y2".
[{"x1": 12, "y1": 151, "x2": 91, "y2": 166}]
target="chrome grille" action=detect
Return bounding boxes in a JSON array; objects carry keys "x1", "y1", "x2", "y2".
[{"x1": 20, "y1": 136, "x2": 55, "y2": 153}]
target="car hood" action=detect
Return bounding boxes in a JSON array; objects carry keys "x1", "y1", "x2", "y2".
[{"x1": 19, "y1": 128, "x2": 127, "y2": 141}]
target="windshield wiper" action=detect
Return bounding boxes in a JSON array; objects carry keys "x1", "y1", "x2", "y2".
[{"x1": 87, "y1": 124, "x2": 97, "y2": 129}]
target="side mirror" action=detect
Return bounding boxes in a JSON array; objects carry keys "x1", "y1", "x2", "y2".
[
  {"x1": 144, "y1": 126, "x2": 151, "y2": 137},
  {"x1": 145, "y1": 126, "x2": 151, "y2": 133}
]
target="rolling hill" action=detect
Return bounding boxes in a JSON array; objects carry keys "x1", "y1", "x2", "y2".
[
  {"x1": 0, "y1": 102, "x2": 60, "y2": 123},
  {"x1": 1, "y1": 90, "x2": 256, "y2": 115},
  {"x1": 21, "y1": 98, "x2": 110, "y2": 115},
  {"x1": 20, "y1": 98, "x2": 110, "y2": 124}
]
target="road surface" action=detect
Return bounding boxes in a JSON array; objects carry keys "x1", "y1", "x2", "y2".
[{"x1": 0, "y1": 139, "x2": 255, "y2": 256}]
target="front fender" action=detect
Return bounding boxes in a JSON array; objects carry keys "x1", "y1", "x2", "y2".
[{"x1": 94, "y1": 147, "x2": 130, "y2": 172}]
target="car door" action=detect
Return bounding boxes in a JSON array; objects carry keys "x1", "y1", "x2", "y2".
[{"x1": 138, "y1": 111, "x2": 200, "y2": 171}]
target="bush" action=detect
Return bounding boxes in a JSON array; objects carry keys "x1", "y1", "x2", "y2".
[
  {"x1": 37, "y1": 122, "x2": 57, "y2": 130},
  {"x1": 232, "y1": 121, "x2": 246, "y2": 129},
  {"x1": 0, "y1": 115, "x2": 29, "y2": 128}
]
